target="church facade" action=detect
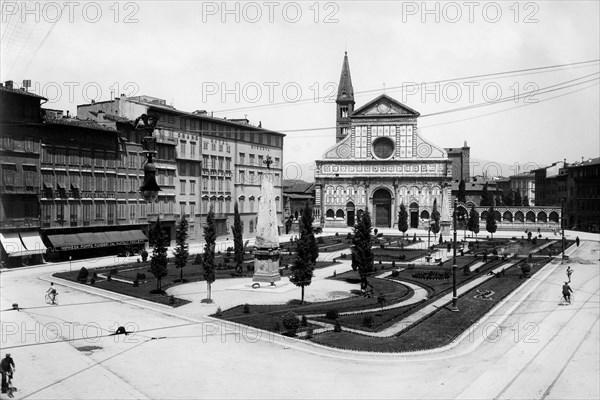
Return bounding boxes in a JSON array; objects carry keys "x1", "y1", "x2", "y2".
[{"x1": 314, "y1": 53, "x2": 453, "y2": 229}]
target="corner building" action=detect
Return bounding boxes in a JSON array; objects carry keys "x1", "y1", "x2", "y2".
[{"x1": 315, "y1": 53, "x2": 453, "y2": 229}]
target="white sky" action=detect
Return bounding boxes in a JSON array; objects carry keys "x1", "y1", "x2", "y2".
[{"x1": 1, "y1": 1, "x2": 599, "y2": 176}]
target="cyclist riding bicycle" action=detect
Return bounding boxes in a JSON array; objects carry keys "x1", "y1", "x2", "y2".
[{"x1": 46, "y1": 283, "x2": 58, "y2": 304}]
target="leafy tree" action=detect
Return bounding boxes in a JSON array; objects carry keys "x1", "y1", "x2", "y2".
[
  {"x1": 203, "y1": 208, "x2": 217, "y2": 302},
  {"x1": 289, "y1": 204, "x2": 318, "y2": 304},
  {"x1": 232, "y1": 202, "x2": 244, "y2": 274},
  {"x1": 149, "y1": 218, "x2": 168, "y2": 292},
  {"x1": 398, "y1": 202, "x2": 408, "y2": 236},
  {"x1": 457, "y1": 179, "x2": 466, "y2": 203},
  {"x1": 352, "y1": 209, "x2": 374, "y2": 292},
  {"x1": 523, "y1": 195, "x2": 530, "y2": 206},
  {"x1": 514, "y1": 190, "x2": 522, "y2": 207},
  {"x1": 486, "y1": 205, "x2": 497, "y2": 239},
  {"x1": 467, "y1": 205, "x2": 480, "y2": 238},
  {"x1": 431, "y1": 199, "x2": 441, "y2": 235},
  {"x1": 480, "y1": 183, "x2": 491, "y2": 206},
  {"x1": 173, "y1": 215, "x2": 189, "y2": 283},
  {"x1": 504, "y1": 190, "x2": 514, "y2": 206}
]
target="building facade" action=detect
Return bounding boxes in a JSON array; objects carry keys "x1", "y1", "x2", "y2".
[
  {"x1": 315, "y1": 53, "x2": 453, "y2": 229},
  {"x1": 0, "y1": 82, "x2": 47, "y2": 267},
  {"x1": 78, "y1": 94, "x2": 285, "y2": 242}
]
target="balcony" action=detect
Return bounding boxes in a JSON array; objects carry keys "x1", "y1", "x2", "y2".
[
  {"x1": 0, "y1": 217, "x2": 40, "y2": 229},
  {"x1": 0, "y1": 185, "x2": 39, "y2": 195}
]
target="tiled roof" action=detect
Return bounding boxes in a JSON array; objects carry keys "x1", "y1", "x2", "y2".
[
  {"x1": 0, "y1": 85, "x2": 47, "y2": 100},
  {"x1": 43, "y1": 117, "x2": 118, "y2": 132}
]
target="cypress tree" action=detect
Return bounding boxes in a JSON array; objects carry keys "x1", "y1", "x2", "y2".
[
  {"x1": 431, "y1": 199, "x2": 441, "y2": 235},
  {"x1": 289, "y1": 204, "x2": 318, "y2": 304},
  {"x1": 486, "y1": 205, "x2": 497, "y2": 239},
  {"x1": 174, "y1": 215, "x2": 189, "y2": 283},
  {"x1": 352, "y1": 209, "x2": 374, "y2": 292},
  {"x1": 398, "y1": 202, "x2": 408, "y2": 236},
  {"x1": 458, "y1": 179, "x2": 466, "y2": 203},
  {"x1": 149, "y1": 218, "x2": 168, "y2": 292},
  {"x1": 203, "y1": 208, "x2": 217, "y2": 301},
  {"x1": 232, "y1": 202, "x2": 244, "y2": 274}
]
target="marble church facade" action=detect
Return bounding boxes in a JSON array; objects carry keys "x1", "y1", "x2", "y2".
[{"x1": 315, "y1": 53, "x2": 453, "y2": 229}]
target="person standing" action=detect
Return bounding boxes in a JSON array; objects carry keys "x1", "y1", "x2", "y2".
[
  {"x1": 566, "y1": 266, "x2": 573, "y2": 283},
  {"x1": 0, "y1": 353, "x2": 15, "y2": 394},
  {"x1": 576, "y1": 236, "x2": 580, "y2": 247},
  {"x1": 562, "y1": 282, "x2": 573, "y2": 304}
]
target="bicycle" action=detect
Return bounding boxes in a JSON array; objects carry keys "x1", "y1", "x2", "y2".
[{"x1": 45, "y1": 291, "x2": 58, "y2": 305}]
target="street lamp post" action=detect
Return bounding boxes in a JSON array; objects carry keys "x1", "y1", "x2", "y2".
[
  {"x1": 561, "y1": 197, "x2": 566, "y2": 259},
  {"x1": 450, "y1": 199, "x2": 459, "y2": 312},
  {"x1": 69, "y1": 255, "x2": 72, "y2": 272}
]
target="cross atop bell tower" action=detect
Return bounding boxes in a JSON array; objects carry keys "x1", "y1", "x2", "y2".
[{"x1": 336, "y1": 51, "x2": 355, "y2": 142}]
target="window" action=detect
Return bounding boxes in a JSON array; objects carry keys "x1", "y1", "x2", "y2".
[
  {"x1": 69, "y1": 149, "x2": 79, "y2": 165},
  {"x1": 249, "y1": 197, "x2": 255, "y2": 212},
  {"x1": 239, "y1": 170, "x2": 245, "y2": 183},
  {"x1": 203, "y1": 141, "x2": 208, "y2": 150},
  {"x1": 118, "y1": 203, "x2": 126, "y2": 219},
  {"x1": 129, "y1": 204, "x2": 136, "y2": 220},
  {"x1": 211, "y1": 156, "x2": 216, "y2": 169},
  {"x1": 95, "y1": 175, "x2": 104, "y2": 191},
  {"x1": 218, "y1": 178, "x2": 223, "y2": 191},
  {"x1": 57, "y1": 204, "x2": 65, "y2": 221},
  {"x1": 354, "y1": 126, "x2": 368, "y2": 158},
  {"x1": 180, "y1": 141, "x2": 187, "y2": 158},
  {"x1": 226, "y1": 145, "x2": 231, "y2": 153},
  {"x1": 83, "y1": 203, "x2": 91, "y2": 223},
  {"x1": 226, "y1": 158, "x2": 231, "y2": 170},
  {"x1": 180, "y1": 162, "x2": 187, "y2": 176},
  {"x1": 71, "y1": 204, "x2": 80, "y2": 225},
  {"x1": 168, "y1": 171, "x2": 174, "y2": 186},
  {"x1": 239, "y1": 153, "x2": 245, "y2": 164},
  {"x1": 249, "y1": 154, "x2": 255, "y2": 165},
  {"x1": 2, "y1": 164, "x2": 16, "y2": 188},
  {"x1": 203, "y1": 177, "x2": 208, "y2": 190},
  {"x1": 258, "y1": 155, "x2": 263, "y2": 167},
  {"x1": 211, "y1": 142, "x2": 216, "y2": 151},
  {"x1": 219, "y1": 157, "x2": 224, "y2": 170},
  {"x1": 341, "y1": 106, "x2": 348, "y2": 118},
  {"x1": 107, "y1": 203, "x2": 115, "y2": 223},
  {"x1": 275, "y1": 157, "x2": 280, "y2": 167},
  {"x1": 398, "y1": 125, "x2": 413, "y2": 158},
  {"x1": 226, "y1": 179, "x2": 231, "y2": 191},
  {"x1": 130, "y1": 177, "x2": 137, "y2": 192},
  {"x1": 191, "y1": 142, "x2": 196, "y2": 156},
  {"x1": 180, "y1": 202, "x2": 186, "y2": 217},
  {"x1": 190, "y1": 203, "x2": 195, "y2": 217},
  {"x1": 211, "y1": 177, "x2": 216, "y2": 190},
  {"x1": 25, "y1": 169, "x2": 35, "y2": 190},
  {"x1": 180, "y1": 180, "x2": 186, "y2": 195},
  {"x1": 248, "y1": 171, "x2": 255, "y2": 184},
  {"x1": 249, "y1": 219, "x2": 254, "y2": 233},
  {"x1": 190, "y1": 180, "x2": 196, "y2": 194}
]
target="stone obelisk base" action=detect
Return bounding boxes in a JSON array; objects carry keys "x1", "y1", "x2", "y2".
[{"x1": 252, "y1": 247, "x2": 281, "y2": 284}]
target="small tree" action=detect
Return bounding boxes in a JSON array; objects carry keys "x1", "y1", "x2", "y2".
[
  {"x1": 289, "y1": 204, "x2": 318, "y2": 304},
  {"x1": 481, "y1": 183, "x2": 492, "y2": 206},
  {"x1": 398, "y1": 202, "x2": 408, "y2": 237},
  {"x1": 458, "y1": 180, "x2": 466, "y2": 203},
  {"x1": 431, "y1": 199, "x2": 441, "y2": 235},
  {"x1": 523, "y1": 195, "x2": 530, "y2": 206},
  {"x1": 203, "y1": 208, "x2": 217, "y2": 302},
  {"x1": 467, "y1": 205, "x2": 480, "y2": 239},
  {"x1": 352, "y1": 209, "x2": 374, "y2": 292},
  {"x1": 514, "y1": 190, "x2": 522, "y2": 207},
  {"x1": 173, "y1": 215, "x2": 189, "y2": 283},
  {"x1": 232, "y1": 202, "x2": 244, "y2": 274},
  {"x1": 149, "y1": 218, "x2": 168, "y2": 292},
  {"x1": 486, "y1": 205, "x2": 497, "y2": 239}
]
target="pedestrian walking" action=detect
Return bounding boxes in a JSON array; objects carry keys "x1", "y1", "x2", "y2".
[
  {"x1": 0, "y1": 353, "x2": 15, "y2": 394},
  {"x1": 576, "y1": 236, "x2": 580, "y2": 247},
  {"x1": 566, "y1": 266, "x2": 573, "y2": 283},
  {"x1": 562, "y1": 282, "x2": 573, "y2": 304}
]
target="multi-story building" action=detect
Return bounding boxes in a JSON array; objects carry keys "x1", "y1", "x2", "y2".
[
  {"x1": 315, "y1": 53, "x2": 454, "y2": 229},
  {"x1": 0, "y1": 81, "x2": 47, "y2": 267},
  {"x1": 445, "y1": 142, "x2": 470, "y2": 183},
  {"x1": 78, "y1": 94, "x2": 285, "y2": 242},
  {"x1": 39, "y1": 117, "x2": 149, "y2": 260},
  {"x1": 566, "y1": 157, "x2": 599, "y2": 232}
]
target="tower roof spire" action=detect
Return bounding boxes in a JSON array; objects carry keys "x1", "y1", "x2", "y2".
[{"x1": 337, "y1": 52, "x2": 354, "y2": 102}]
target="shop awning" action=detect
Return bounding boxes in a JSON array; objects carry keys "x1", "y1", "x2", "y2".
[
  {"x1": 19, "y1": 232, "x2": 47, "y2": 255},
  {"x1": 47, "y1": 234, "x2": 83, "y2": 251},
  {"x1": 0, "y1": 232, "x2": 25, "y2": 257},
  {"x1": 47, "y1": 230, "x2": 147, "y2": 251}
]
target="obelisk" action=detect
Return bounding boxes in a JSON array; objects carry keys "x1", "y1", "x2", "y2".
[{"x1": 252, "y1": 156, "x2": 281, "y2": 285}]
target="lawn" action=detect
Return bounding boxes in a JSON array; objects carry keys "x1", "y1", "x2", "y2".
[
  {"x1": 54, "y1": 255, "x2": 336, "y2": 307},
  {"x1": 311, "y1": 258, "x2": 550, "y2": 352},
  {"x1": 216, "y1": 277, "x2": 413, "y2": 332}
]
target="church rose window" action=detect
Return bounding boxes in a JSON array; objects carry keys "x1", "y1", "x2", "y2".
[{"x1": 372, "y1": 137, "x2": 395, "y2": 159}]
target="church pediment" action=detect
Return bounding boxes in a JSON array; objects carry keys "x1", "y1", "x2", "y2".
[{"x1": 352, "y1": 94, "x2": 420, "y2": 118}]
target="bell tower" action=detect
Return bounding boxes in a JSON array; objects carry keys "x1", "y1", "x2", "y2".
[{"x1": 336, "y1": 52, "x2": 355, "y2": 142}]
